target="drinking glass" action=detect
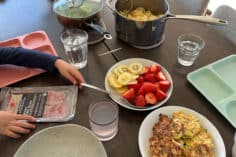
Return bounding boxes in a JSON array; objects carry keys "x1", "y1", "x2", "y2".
[
  {"x1": 88, "y1": 100, "x2": 119, "y2": 141},
  {"x1": 60, "y1": 29, "x2": 88, "y2": 69},
  {"x1": 177, "y1": 34, "x2": 205, "y2": 66}
]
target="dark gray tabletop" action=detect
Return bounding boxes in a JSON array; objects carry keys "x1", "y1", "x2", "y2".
[{"x1": 0, "y1": 0, "x2": 235, "y2": 157}]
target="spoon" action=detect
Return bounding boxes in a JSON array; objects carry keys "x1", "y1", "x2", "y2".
[
  {"x1": 69, "y1": 0, "x2": 84, "y2": 9},
  {"x1": 81, "y1": 83, "x2": 148, "y2": 109}
]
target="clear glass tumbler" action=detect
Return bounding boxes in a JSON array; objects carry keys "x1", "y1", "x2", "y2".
[
  {"x1": 88, "y1": 100, "x2": 119, "y2": 141},
  {"x1": 60, "y1": 29, "x2": 88, "y2": 69},
  {"x1": 177, "y1": 34, "x2": 205, "y2": 66}
]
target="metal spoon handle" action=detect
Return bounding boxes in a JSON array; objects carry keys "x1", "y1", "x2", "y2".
[
  {"x1": 81, "y1": 83, "x2": 108, "y2": 94},
  {"x1": 81, "y1": 83, "x2": 147, "y2": 109}
]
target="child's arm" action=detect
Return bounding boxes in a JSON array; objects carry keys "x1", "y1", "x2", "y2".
[
  {"x1": 0, "y1": 47, "x2": 85, "y2": 84},
  {"x1": 0, "y1": 47, "x2": 58, "y2": 72}
]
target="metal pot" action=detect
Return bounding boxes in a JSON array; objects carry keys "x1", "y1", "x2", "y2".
[
  {"x1": 53, "y1": 0, "x2": 112, "y2": 39},
  {"x1": 106, "y1": 0, "x2": 227, "y2": 46}
]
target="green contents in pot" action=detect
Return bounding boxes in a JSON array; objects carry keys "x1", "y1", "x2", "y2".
[{"x1": 54, "y1": 0, "x2": 101, "y2": 18}]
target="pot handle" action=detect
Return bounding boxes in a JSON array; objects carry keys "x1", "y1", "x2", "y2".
[
  {"x1": 106, "y1": 0, "x2": 116, "y2": 13},
  {"x1": 85, "y1": 23, "x2": 112, "y2": 40},
  {"x1": 167, "y1": 15, "x2": 228, "y2": 25}
]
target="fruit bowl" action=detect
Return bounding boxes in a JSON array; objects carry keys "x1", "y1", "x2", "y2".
[{"x1": 105, "y1": 58, "x2": 173, "y2": 111}]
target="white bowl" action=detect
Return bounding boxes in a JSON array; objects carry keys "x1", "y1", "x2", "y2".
[
  {"x1": 138, "y1": 106, "x2": 226, "y2": 157},
  {"x1": 105, "y1": 58, "x2": 173, "y2": 111}
]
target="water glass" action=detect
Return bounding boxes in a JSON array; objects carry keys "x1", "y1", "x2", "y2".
[
  {"x1": 88, "y1": 100, "x2": 119, "y2": 141},
  {"x1": 177, "y1": 34, "x2": 205, "y2": 66},
  {"x1": 60, "y1": 29, "x2": 88, "y2": 69}
]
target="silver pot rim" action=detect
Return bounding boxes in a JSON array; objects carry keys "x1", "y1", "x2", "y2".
[{"x1": 108, "y1": 0, "x2": 170, "y2": 22}]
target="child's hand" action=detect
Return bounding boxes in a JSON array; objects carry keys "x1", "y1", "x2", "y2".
[
  {"x1": 0, "y1": 111, "x2": 36, "y2": 138},
  {"x1": 55, "y1": 59, "x2": 85, "y2": 85}
]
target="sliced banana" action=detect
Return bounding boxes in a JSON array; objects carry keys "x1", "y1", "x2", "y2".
[
  {"x1": 131, "y1": 74, "x2": 139, "y2": 80},
  {"x1": 115, "y1": 86, "x2": 128, "y2": 94},
  {"x1": 114, "y1": 65, "x2": 129, "y2": 76},
  {"x1": 117, "y1": 72, "x2": 134, "y2": 85},
  {"x1": 107, "y1": 73, "x2": 118, "y2": 82},
  {"x1": 128, "y1": 63, "x2": 144, "y2": 75},
  {"x1": 108, "y1": 76, "x2": 123, "y2": 88}
]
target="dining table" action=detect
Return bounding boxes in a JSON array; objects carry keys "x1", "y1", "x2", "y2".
[{"x1": 0, "y1": 0, "x2": 236, "y2": 157}]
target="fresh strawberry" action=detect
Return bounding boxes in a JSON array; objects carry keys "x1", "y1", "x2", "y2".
[
  {"x1": 145, "y1": 92, "x2": 157, "y2": 105},
  {"x1": 122, "y1": 88, "x2": 135, "y2": 102},
  {"x1": 138, "y1": 82, "x2": 157, "y2": 95},
  {"x1": 150, "y1": 64, "x2": 161, "y2": 74},
  {"x1": 144, "y1": 73, "x2": 156, "y2": 83},
  {"x1": 156, "y1": 71, "x2": 166, "y2": 81},
  {"x1": 156, "y1": 64, "x2": 161, "y2": 73},
  {"x1": 144, "y1": 67, "x2": 151, "y2": 74},
  {"x1": 156, "y1": 89, "x2": 167, "y2": 101},
  {"x1": 137, "y1": 86, "x2": 145, "y2": 95},
  {"x1": 128, "y1": 83, "x2": 141, "y2": 92},
  {"x1": 137, "y1": 76, "x2": 144, "y2": 83},
  {"x1": 159, "y1": 80, "x2": 171, "y2": 92},
  {"x1": 154, "y1": 82, "x2": 160, "y2": 90},
  {"x1": 135, "y1": 95, "x2": 146, "y2": 107}
]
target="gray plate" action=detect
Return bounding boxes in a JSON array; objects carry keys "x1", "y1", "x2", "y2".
[{"x1": 14, "y1": 124, "x2": 107, "y2": 157}]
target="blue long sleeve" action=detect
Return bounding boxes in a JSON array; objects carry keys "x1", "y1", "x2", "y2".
[{"x1": 0, "y1": 47, "x2": 59, "y2": 72}]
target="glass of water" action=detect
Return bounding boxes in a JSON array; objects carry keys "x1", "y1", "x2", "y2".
[
  {"x1": 60, "y1": 29, "x2": 88, "y2": 69},
  {"x1": 88, "y1": 100, "x2": 119, "y2": 141},
  {"x1": 177, "y1": 34, "x2": 205, "y2": 66}
]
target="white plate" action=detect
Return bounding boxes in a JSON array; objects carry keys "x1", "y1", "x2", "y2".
[
  {"x1": 138, "y1": 106, "x2": 226, "y2": 157},
  {"x1": 105, "y1": 58, "x2": 173, "y2": 111},
  {"x1": 14, "y1": 124, "x2": 107, "y2": 157}
]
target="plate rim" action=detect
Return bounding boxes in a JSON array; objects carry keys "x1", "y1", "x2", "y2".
[
  {"x1": 105, "y1": 58, "x2": 173, "y2": 111},
  {"x1": 14, "y1": 124, "x2": 107, "y2": 157},
  {"x1": 138, "y1": 106, "x2": 226, "y2": 157}
]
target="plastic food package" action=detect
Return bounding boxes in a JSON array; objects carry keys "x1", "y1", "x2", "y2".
[{"x1": 0, "y1": 86, "x2": 78, "y2": 122}]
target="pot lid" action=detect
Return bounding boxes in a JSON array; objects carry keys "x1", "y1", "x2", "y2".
[{"x1": 53, "y1": 0, "x2": 102, "y2": 19}]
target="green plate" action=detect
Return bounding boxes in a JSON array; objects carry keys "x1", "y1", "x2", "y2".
[{"x1": 187, "y1": 54, "x2": 236, "y2": 128}]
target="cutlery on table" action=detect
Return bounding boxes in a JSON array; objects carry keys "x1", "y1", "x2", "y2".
[
  {"x1": 81, "y1": 83, "x2": 147, "y2": 109},
  {"x1": 98, "y1": 48, "x2": 122, "y2": 56}
]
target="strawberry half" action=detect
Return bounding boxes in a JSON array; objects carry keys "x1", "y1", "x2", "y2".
[
  {"x1": 144, "y1": 73, "x2": 156, "y2": 83},
  {"x1": 135, "y1": 95, "x2": 146, "y2": 107},
  {"x1": 145, "y1": 92, "x2": 157, "y2": 105},
  {"x1": 137, "y1": 76, "x2": 144, "y2": 83},
  {"x1": 138, "y1": 82, "x2": 157, "y2": 95},
  {"x1": 154, "y1": 82, "x2": 160, "y2": 90},
  {"x1": 128, "y1": 83, "x2": 141, "y2": 92},
  {"x1": 159, "y1": 80, "x2": 171, "y2": 92},
  {"x1": 156, "y1": 89, "x2": 167, "y2": 101},
  {"x1": 144, "y1": 66, "x2": 151, "y2": 74},
  {"x1": 150, "y1": 64, "x2": 161, "y2": 74},
  {"x1": 122, "y1": 88, "x2": 135, "y2": 102},
  {"x1": 156, "y1": 71, "x2": 166, "y2": 81}
]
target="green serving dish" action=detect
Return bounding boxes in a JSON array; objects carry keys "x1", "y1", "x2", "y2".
[{"x1": 187, "y1": 54, "x2": 236, "y2": 128}]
